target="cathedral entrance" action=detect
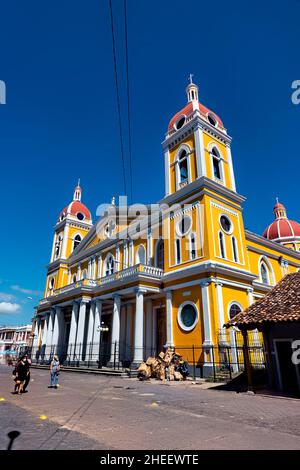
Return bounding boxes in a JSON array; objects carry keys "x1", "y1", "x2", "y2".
[{"x1": 156, "y1": 307, "x2": 166, "y2": 353}]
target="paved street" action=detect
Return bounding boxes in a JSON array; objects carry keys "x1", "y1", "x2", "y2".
[{"x1": 1, "y1": 365, "x2": 300, "y2": 450}]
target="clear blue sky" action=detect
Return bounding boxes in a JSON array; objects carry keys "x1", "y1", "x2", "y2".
[{"x1": 0, "y1": 0, "x2": 299, "y2": 325}]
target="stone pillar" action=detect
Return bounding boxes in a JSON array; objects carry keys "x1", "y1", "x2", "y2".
[
  {"x1": 97, "y1": 255, "x2": 102, "y2": 279},
  {"x1": 51, "y1": 306, "x2": 62, "y2": 355},
  {"x1": 86, "y1": 301, "x2": 95, "y2": 362},
  {"x1": 226, "y1": 143, "x2": 236, "y2": 192},
  {"x1": 165, "y1": 290, "x2": 174, "y2": 347},
  {"x1": 164, "y1": 148, "x2": 170, "y2": 197},
  {"x1": 75, "y1": 299, "x2": 89, "y2": 360},
  {"x1": 200, "y1": 281, "x2": 213, "y2": 375},
  {"x1": 147, "y1": 231, "x2": 153, "y2": 265},
  {"x1": 77, "y1": 263, "x2": 82, "y2": 281},
  {"x1": 41, "y1": 315, "x2": 48, "y2": 357},
  {"x1": 91, "y1": 257, "x2": 96, "y2": 279},
  {"x1": 33, "y1": 318, "x2": 40, "y2": 349},
  {"x1": 67, "y1": 301, "x2": 79, "y2": 360},
  {"x1": 126, "y1": 303, "x2": 133, "y2": 360},
  {"x1": 92, "y1": 300, "x2": 102, "y2": 360},
  {"x1": 45, "y1": 309, "x2": 55, "y2": 357},
  {"x1": 194, "y1": 125, "x2": 206, "y2": 178},
  {"x1": 145, "y1": 300, "x2": 153, "y2": 357},
  {"x1": 133, "y1": 289, "x2": 145, "y2": 364},
  {"x1": 88, "y1": 259, "x2": 92, "y2": 279},
  {"x1": 109, "y1": 295, "x2": 121, "y2": 365},
  {"x1": 215, "y1": 282, "x2": 227, "y2": 345}
]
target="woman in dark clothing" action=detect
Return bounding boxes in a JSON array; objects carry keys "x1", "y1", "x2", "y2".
[{"x1": 13, "y1": 357, "x2": 29, "y2": 394}]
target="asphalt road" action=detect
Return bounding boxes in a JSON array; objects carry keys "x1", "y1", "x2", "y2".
[{"x1": 1, "y1": 365, "x2": 300, "y2": 450}]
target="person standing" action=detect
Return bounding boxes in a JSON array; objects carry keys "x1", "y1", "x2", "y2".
[
  {"x1": 49, "y1": 355, "x2": 60, "y2": 389},
  {"x1": 22, "y1": 355, "x2": 31, "y2": 393}
]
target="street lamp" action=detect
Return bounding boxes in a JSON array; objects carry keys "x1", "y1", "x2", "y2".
[{"x1": 97, "y1": 321, "x2": 109, "y2": 369}]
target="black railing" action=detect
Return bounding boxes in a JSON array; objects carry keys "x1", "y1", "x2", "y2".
[{"x1": 25, "y1": 339, "x2": 266, "y2": 382}]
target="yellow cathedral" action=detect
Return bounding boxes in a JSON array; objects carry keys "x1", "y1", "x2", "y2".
[{"x1": 32, "y1": 78, "x2": 300, "y2": 375}]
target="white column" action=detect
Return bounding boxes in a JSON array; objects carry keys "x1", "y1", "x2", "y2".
[
  {"x1": 133, "y1": 289, "x2": 145, "y2": 363},
  {"x1": 61, "y1": 222, "x2": 70, "y2": 259},
  {"x1": 33, "y1": 318, "x2": 40, "y2": 348},
  {"x1": 116, "y1": 247, "x2": 120, "y2": 271},
  {"x1": 97, "y1": 255, "x2": 102, "y2": 278},
  {"x1": 51, "y1": 306, "x2": 62, "y2": 354},
  {"x1": 77, "y1": 263, "x2": 82, "y2": 281},
  {"x1": 129, "y1": 241, "x2": 134, "y2": 266},
  {"x1": 67, "y1": 301, "x2": 79, "y2": 358},
  {"x1": 126, "y1": 303, "x2": 133, "y2": 359},
  {"x1": 45, "y1": 309, "x2": 55, "y2": 356},
  {"x1": 147, "y1": 230, "x2": 153, "y2": 265},
  {"x1": 215, "y1": 282, "x2": 227, "y2": 345},
  {"x1": 67, "y1": 269, "x2": 71, "y2": 285},
  {"x1": 41, "y1": 315, "x2": 48, "y2": 346},
  {"x1": 152, "y1": 307, "x2": 157, "y2": 356},
  {"x1": 247, "y1": 288, "x2": 254, "y2": 306},
  {"x1": 92, "y1": 300, "x2": 102, "y2": 359},
  {"x1": 109, "y1": 295, "x2": 121, "y2": 364},
  {"x1": 164, "y1": 148, "x2": 170, "y2": 196},
  {"x1": 86, "y1": 301, "x2": 95, "y2": 359},
  {"x1": 200, "y1": 282, "x2": 213, "y2": 346},
  {"x1": 75, "y1": 299, "x2": 89, "y2": 359},
  {"x1": 123, "y1": 242, "x2": 128, "y2": 268},
  {"x1": 165, "y1": 290, "x2": 174, "y2": 347},
  {"x1": 226, "y1": 144, "x2": 236, "y2": 192},
  {"x1": 88, "y1": 259, "x2": 92, "y2": 279},
  {"x1": 194, "y1": 125, "x2": 206, "y2": 178},
  {"x1": 91, "y1": 257, "x2": 96, "y2": 279},
  {"x1": 145, "y1": 300, "x2": 153, "y2": 357}
]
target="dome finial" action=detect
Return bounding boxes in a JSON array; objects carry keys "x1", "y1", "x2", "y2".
[
  {"x1": 73, "y1": 179, "x2": 82, "y2": 201},
  {"x1": 186, "y1": 74, "x2": 199, "y2": 103},
  {"x1": 274, "y1": 198, "x2": 287, "y2": 219},
  {"x1": 188, "y1": 73, "x2": 194, "y2": 85}
]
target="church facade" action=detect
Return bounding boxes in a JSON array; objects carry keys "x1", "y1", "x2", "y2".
[{"x1": 32, "y1": 79, "x2": 300, "y2": 372}]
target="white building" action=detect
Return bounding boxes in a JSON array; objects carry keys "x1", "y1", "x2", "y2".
[{"x1": 0, "y1": 325, "x2": 32, "y2": 360}]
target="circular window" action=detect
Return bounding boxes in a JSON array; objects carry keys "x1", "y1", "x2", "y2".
[
  {"x1": 220, "y1": 215, "x2": 232, "y2": 233},
  {"x1": 77, "y1": 212, "x2": 85, "y2": 221},
  {"x1": 175, "y1": 116, "x2": 186, "y2": 130},
  {"x1": 207, "y1": 113, "x2": 217, "y2": 127},
  {"x1": 176, "y1": 216, "x2": 192, "y2": 236},
  {"x1": 178, "y1": 303, "x2": 198, "y2": 331}
]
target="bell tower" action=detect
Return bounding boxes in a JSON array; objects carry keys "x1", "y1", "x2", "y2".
[{"x1": 163, "y1": 77, "x2": 236, "y2": 197}]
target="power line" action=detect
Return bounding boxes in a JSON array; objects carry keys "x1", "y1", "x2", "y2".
[
  {"x1": 109, "y1": 0, "x2": 127, "y2": 196},
  {"x1": 124, "y1": 0, "x2": 133, "y2": 204}
]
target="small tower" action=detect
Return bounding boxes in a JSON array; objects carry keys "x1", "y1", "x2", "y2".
[
  {"x1": 73, "y1": 179, "x2": 82, "y2": 201},
  {"x1": 274, "y1": 198, "x2": 287, "y2": 219},
  {"x1": 186, "y1": 74, "x2": 199, "y2": 107},
  {"x1": 50, "y1": 181, "x2": 92, "y2": 263}
]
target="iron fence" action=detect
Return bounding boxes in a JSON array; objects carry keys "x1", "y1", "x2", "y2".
[{"x1": 21, "y1": 337, "x2": 266, "y2": 381}]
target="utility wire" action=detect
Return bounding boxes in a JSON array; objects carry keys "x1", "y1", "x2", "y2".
[
  {"x1": 124, "y1": 0, "x2": 133, "y2": 204},
  {"x1": 109, "y1": 0, "x2": 127, "y2": 196}
]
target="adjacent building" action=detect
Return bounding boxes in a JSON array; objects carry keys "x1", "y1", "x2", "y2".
[{"x1": 0, "y1": 325, "x2": 32, "y2": 361}]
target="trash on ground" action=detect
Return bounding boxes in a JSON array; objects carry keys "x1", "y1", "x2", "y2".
[{"x1": 137, "y1": 347, "x2": 189, "y2": 381}]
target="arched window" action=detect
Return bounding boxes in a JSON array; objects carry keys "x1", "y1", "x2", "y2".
[
  {"x1": 189, "y1": 233, "x2": 196, "y2": 260},
  {"x1": 232, "y1": 236, "x2": 238, "y2": 263},
  {"x1": 155, "y1": 239, "x2": 164, "y2": 269},
  {"x1": 104, "y1": 254, "x2": 115, "y2": 276},
  {"x1": 49, "y1": 278, "x2": 55, "y2": 290},
  {"x1": 212, "y1": 147, "x2": 222, "y2": 180},
  {"x1": 72, "y1": 274, "x2": 77, "y2": 284},
  {"x1": 73, "y1": 234, "x2": 82, "y2": 251},
  {"x1": 175, "y1": 239, "x2": 181, "y2": 264},
  {"x1": 229, "y1": 303, "x2": 242, "y2": 320},
  {"x1": 178, "y1": 150, "x2": 189, "y2": 184},
  {"x1": 55, "y1": 235, "x2": 62, "y2": 259},
  {"x1": 219, "y1": 232, "x2": 225, "y2": 258},
  {"x1": 260, "y1": 263, "x2": 269, "y2": 284},
  {"x1": 136, "y1": 245, "x2": 146, "y2": 265}
]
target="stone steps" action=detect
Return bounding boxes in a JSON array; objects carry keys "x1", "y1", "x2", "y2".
[{"x1": 30, "y1": 364, "x2": 132, "y2": 378}]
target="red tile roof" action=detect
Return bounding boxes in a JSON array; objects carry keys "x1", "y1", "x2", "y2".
[
  {"x1": 225, "y1": 272, "x2": 300, "y2": 330},
  {"x1": 168, "y1": 101, "x2": 224, "y2": 131}
]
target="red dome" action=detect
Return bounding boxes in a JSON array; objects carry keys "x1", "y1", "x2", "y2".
[
  {"x1": 59, "y1": 200, "x2": 91, "y2": 222},
  {"x1": 168, "y1": 101, "x2": 224, "y2": 132},
  {"x1": 263, "y1": 219, "x2": 300, "y2": 241}
]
